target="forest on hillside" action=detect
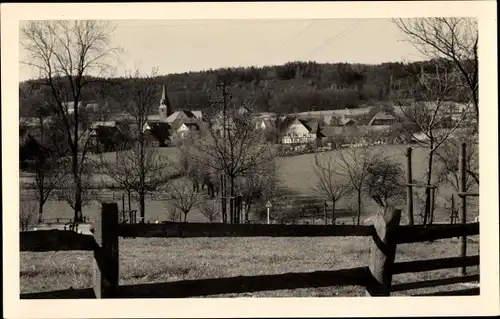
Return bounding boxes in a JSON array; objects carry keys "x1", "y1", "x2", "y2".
[{"x1": 19, "y1": 58, "x2": 467, "y2": 117}]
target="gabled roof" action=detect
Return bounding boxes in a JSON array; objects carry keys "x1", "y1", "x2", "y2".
[
  {"x1": 191, "y1": 110, "x2": 203, "y2": 119},
  {"x1": 166, "y1": 110, "x2": 199, "y2": 122},
  {"x1": 368, "y1": 111, "x2": 396, "y2": 126},
  {"x1": 278, "y1": 116, "x2": 298, "y2": 133},
  {"x1": 280, "y1": 117, "x2": 314, "y2": 132}
]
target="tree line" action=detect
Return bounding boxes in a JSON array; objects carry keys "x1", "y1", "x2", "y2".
[{"x1": 20, "y1": 59, "x2": 471, "y2": 118}]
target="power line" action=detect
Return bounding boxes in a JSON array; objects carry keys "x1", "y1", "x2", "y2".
[
  {"x1": 271, "y1": 20, "x2": 320, "y2": 56},
  {"x1": 118, "y1": 19, "x2": 304, "y2": 30},
  {"x1": 300, "y1": 19, "x2": 371, "y2": 61}
]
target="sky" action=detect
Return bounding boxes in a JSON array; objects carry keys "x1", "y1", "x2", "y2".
[{"x1": 19, "y1": 18, "x2": 426, "y2": 81}]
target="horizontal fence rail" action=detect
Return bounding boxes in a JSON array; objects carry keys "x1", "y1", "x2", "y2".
[
  {"x1": 392, "y1": 255, "x2": 479, "y2": 274},
  {"x1": 21, "y1": 267, "x2": 368, "y2": 299},
  {"x1": 20, "y1": 230, "x2": 97, "y2": 252},
  {"x1": 391, "y1": 274, "x2": 479, "y2": 292},
  {"x1": 395, "y1": 223, "x2": 479, "y2": 244},
  {"x1": 118, "y1": 222, "x2": 375, "y2": 238}
]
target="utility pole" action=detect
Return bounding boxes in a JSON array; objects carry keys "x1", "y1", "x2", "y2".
[{"x1": 215, "y1": 81, "x2": 230, "y2": 223}]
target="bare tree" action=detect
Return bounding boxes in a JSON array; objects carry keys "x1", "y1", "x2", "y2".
[
  {"x1": 95, "y1": 143, "x2": 139, "y2": 216},
  {"x1": 199, "y1": 199, "x2": 220, "y2": 223},
  {"x1": 313, "y1": 154, "x2": 353, "y2": 224},
  {"x1": 394, "y1": 18, "x2": 478, "y2": 127},
  {"x1": 164, "y1": 179, "x2": 204, "y2": 223},
  {"x1": 119, "y1": 69, "x2": 171, "y2": 222},
  {"x1": 236, "y1": 161, "x2": 280, "y2": 222},
  {"x1": 337, "y1": 147, "x2": 380, "y2": 225},
  {"x1": 54, "y1": 164, "x2": 97, "y2": 214},
  {"x1": 20, "y1": 201, "x2": 37, "y2": 231},
  {"x1": 436, "y1": 131, "x2": 479, "y2": 191},
  {"x1": 364, "y1": 156, "x2": 406, "y2": 210},
  {"x1": 394, "y1": 64, "x2": 469, "y2": 225},
  {"x1": 31, "y1": 153, "x2": 67, "y2": 223},
  {"x1": 21, "y1": 100, "x2": 68, "y2": 223},
  {"x1": 185, "y1": 109, "x2": 277, "y2": 224},
  {"x1": 20, "y1": 20, "x2": 120, "y2": 222},
  {"x1": 167, "y1": 207, "x2": 182, "y2": 222}
]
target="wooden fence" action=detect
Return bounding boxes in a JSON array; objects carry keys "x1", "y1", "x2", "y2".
[{"x1": 20, "y1": 202, "x2": 479, "y2": 298}]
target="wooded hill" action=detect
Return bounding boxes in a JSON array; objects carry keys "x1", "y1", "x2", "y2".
[{"x1": 19, "y1": 59, "x2": 467, "y2": 117}]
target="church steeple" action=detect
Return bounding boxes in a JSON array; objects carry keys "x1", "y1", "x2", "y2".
[{"x1": 159, "y1": 84, "x2": 173, "y2": 122}]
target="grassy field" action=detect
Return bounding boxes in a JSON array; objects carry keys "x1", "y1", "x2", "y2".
[
  {"x1": 20, "y1": 144, "x2": 479, "y2": 224},
  {"x1": 20, "y1": 235, "x2": 479, "y2": 297}
]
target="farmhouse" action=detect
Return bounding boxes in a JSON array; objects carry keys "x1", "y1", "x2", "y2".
[
  {"x1": 279, "y1": 117, "x2": 323, "y2": 145},
  {"x1": 367, "y1": 111, "x2": 397, "y2": 130}
]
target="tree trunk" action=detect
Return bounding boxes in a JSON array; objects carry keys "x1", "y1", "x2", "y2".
[
  {"x1": 74, "y1": 175, "x2": 83, "y2": 222},
  {"x1": 229, "y1": 176, "x2": 235, "y2": 224},
  {"x1": 423, "y1": 149, "x2": 434, "y2": 226},
  {"x1": 332, "y1": 200, "x2": 336, "y2": 225},
  {"x1": 245, "y1": 200, "x2": 251, "y2": 223},
  {"x1": 139, "y1": 190, "x2": 145, "y2": 223},
  {"x1": 184, "y1": 211, "x2": 188, "y2": 223},
  {"x1": 357, "y1": 190, "x2": 362, "y2": 225},
  {"x1": 38, "y1": 198, "x2": 44, "y2": 224},
  {"x1": 127, "y1": 190, "x2": 132, "y2": 213}
]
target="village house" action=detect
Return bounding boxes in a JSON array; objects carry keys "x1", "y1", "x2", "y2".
[
  {"x1": 279, "y1": 117, "x2": 323, "y2": 145},
  {"x1": 63, "y1": 100, "x2": 101, "y2": 114},
  {"x1": 87, "y1": 121, "x2": 131, "y2": 152},
  {"x1": 367, "y1": 111, "x2": 397, "y2": 130}
]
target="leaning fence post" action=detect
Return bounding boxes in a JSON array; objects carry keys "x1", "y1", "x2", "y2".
[
  {"x1": 93, "y1": 202, "x2": 119, "y2": 298},
  {"x1": 366, "y1": 207, "x2": 401, "y2": 296}
]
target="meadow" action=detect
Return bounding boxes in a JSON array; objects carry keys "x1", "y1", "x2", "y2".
[
  {"x1": 20, "y1": 144, "x2": 479, "y2": 224},
  {"x1": 20, "y1": 235, "x2": 479, "y2": 297},
  {"x1": 19, "y1": 144, "x2": 480, "y2": 297}
]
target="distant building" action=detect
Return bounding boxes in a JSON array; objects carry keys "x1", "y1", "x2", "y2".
[
  {"x1": 367, "y1": 111, "x2": 397, "y2": 130},
  {"x1": 279, "y1": 117, "x2": 323, "y2": 145},
  {"x1": 144, "y1": 122, "x2": 172, "y2": 147},
  {"x1": 176, "y1": 122, "x2": 200, "y2": 139},
  {"x1": 63, "y1": 100, "x2": 101, "y2": 114}
]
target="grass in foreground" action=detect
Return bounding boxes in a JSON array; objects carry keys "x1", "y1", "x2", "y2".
[{"x1": 20, "y1": 236, "x2": 479, "y2": 297}]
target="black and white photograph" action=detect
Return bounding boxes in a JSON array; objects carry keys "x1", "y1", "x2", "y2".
[{"x1": 2, "y1": 2, "x2": 498, "y2": 318}]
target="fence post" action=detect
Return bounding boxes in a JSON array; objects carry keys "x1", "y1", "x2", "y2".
[
  {"x1": 93, "y1": 202, "x2": 119, "y2": 298},
  {"x1": 366, "y1": 207, "x2": 401, "y2": 296},
  {"x1": 406, "y1": 147, "x2": 414, "y2": 226},
  {"x1": 459, "y1": 142, "x2": 467, "y2": 276}
]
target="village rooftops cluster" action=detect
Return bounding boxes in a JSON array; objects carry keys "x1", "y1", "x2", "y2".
[{"x1": 19, "y1": 83, "x2": 474, "y2": 152}]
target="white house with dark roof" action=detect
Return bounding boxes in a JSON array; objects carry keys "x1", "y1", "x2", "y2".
[{"x1": 280, "y1": 117, "x2": 323, "y2": 145}]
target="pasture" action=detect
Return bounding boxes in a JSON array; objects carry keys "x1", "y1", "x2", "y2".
[
  {"x1": 19, "y1": 144, "x2": 479, "y2": 224},
  {"x1": 20, "y1": 235, "x2": 479, "y2": 297}
]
